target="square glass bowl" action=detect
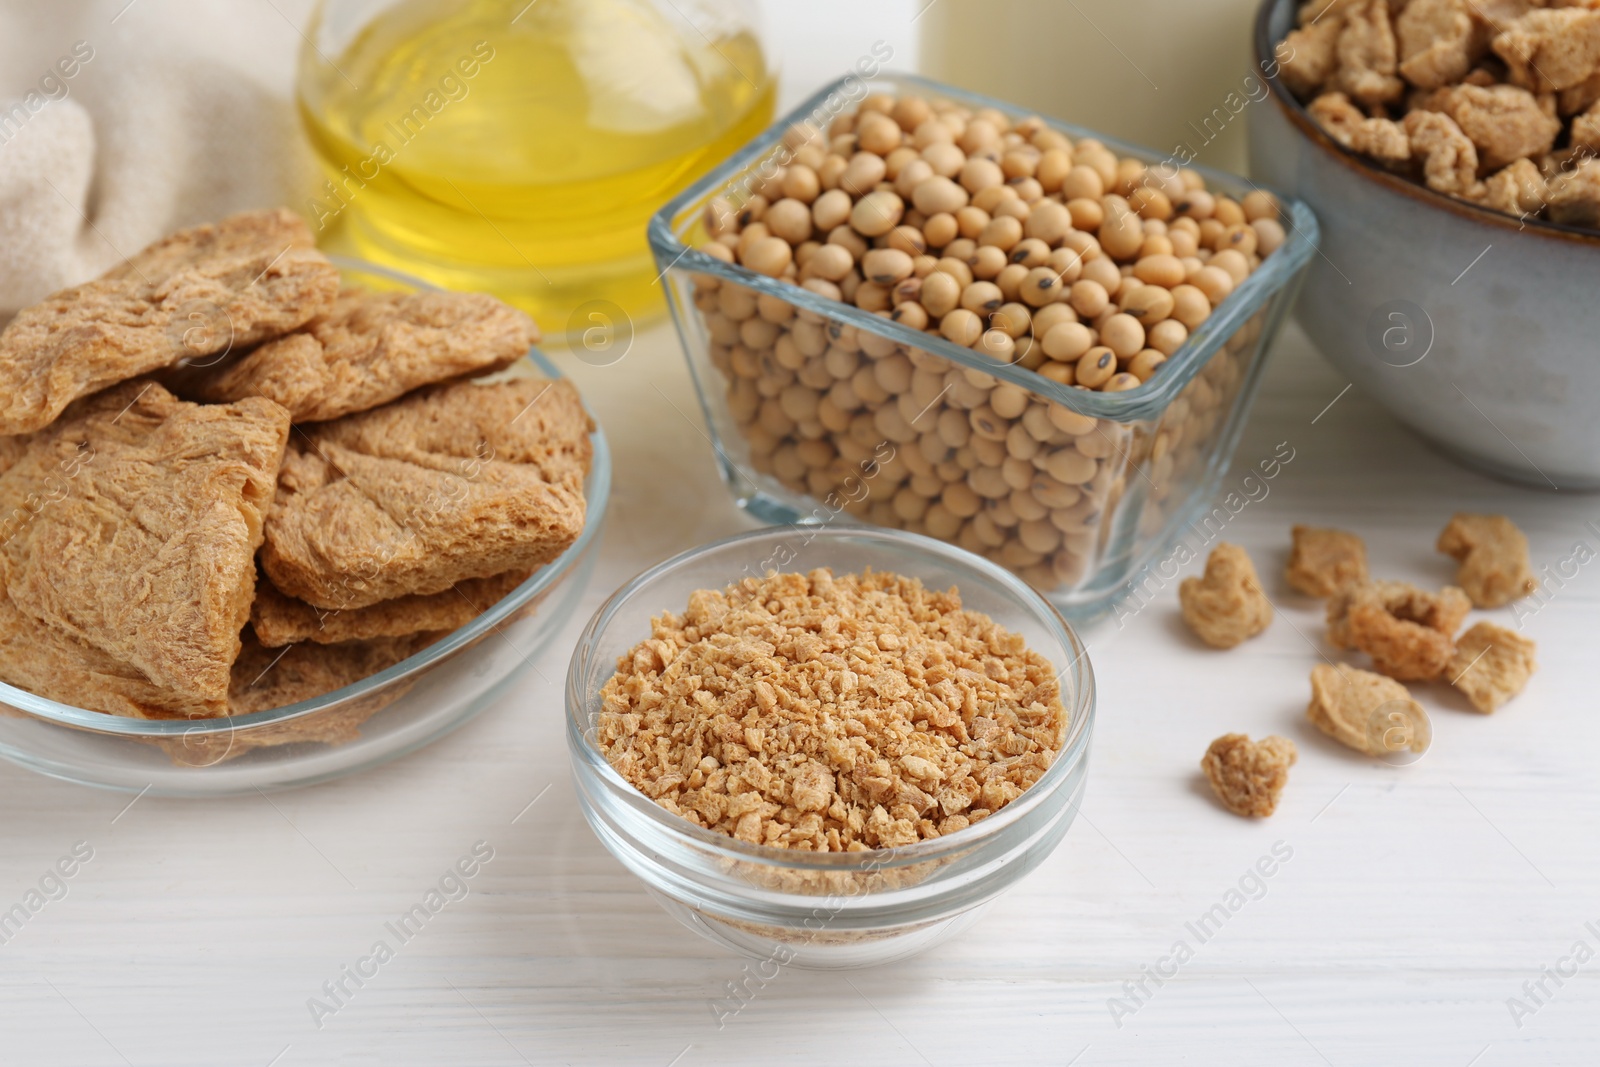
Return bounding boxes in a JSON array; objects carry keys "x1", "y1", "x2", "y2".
[
  {"x1": 650, "y1": 72, "x2": 1318, "y2": 619},
  {"x1": 0, "y1": 258, "x2": 610, "y2": 796}
]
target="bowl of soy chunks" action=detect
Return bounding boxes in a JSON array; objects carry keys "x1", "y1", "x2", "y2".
[{"x1": 0, "y1": 209, "x2": 609, "y2": 795}]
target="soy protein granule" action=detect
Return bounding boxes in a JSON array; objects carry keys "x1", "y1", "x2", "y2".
[{"x1": 597, "y1": 569, "x2": 1068, "y2": 851}]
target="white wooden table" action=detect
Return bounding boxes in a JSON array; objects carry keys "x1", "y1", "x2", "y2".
[
  {"x1": 5, "y1": 2, "x2": 1598, "y2": 1061},
  {"x1": 3, "y1": 317, "x2": 1595, "y2": 1066}
]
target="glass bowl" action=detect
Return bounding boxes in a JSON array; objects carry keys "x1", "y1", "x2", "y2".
[
  {"x1": 0, "y1": 259, "x2": 611, "y2": 796},
  {"x1": 566, "y1": 526, "x2": 1094, "y2": 969},
  {"x1": 649, "y1": 72, "x2": 1319, "y2": 620}
]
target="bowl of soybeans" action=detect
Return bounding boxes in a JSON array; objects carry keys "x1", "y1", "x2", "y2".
[{"x1": 650, "y1": 72, "x2": 1318, "y2": 620}]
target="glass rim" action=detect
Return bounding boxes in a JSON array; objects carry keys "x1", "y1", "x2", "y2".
[
  {"x1": 648, "y1": 69, "x2": 1319, "y2": 423},
  {"x1": 0, "y1": 260, "x2": 613, "y2": 737},
  {"x1": 565, "y1": 524, "x2": 1097, "y2": 872}
]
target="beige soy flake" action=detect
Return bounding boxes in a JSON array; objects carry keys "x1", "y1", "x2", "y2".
[
  {"x1": 1286, "y1": 524, "x2": 1369, "y2": 597},
  {"x1": 1574, "y1": 101, "x2": 1600, "y2": 153},
  {"x1": 1307, "y1": 662, "x2": 1426, "y2": 757},
  {"x1": 597, "y1": 569, "x2": 1068, "y2": 851},
  {"x1": 1491, "y1": 8, "x2": 1600, "y2": 94},
  {"x1": 1404, "y1": 110, "x2": 1485, "y2": 198},
  {"x1": 1447, "y1": 621, "x2": 1537, "y2": 713},
  {"x1": 1309, "y1": 93, "x2": 1412, "y2": 163},
  {"x1": 1298, "y1": 0, "x2": 1347, "y2": 27},
  {"x1": 1420, "y1": 84, "x2": 1562, "y2": 171},
  {"x1": 1561, "y1": 67, "x2": 1600, "y2": 113},
  {"x1": 1179, "y1": 543, "x2": 1273, "y2": 649},
  {"x1": 1397, "y1": 0, "x2": 1484, "y2": 90},
  {"x1": 1477, "y1": 158, "x2": 1549, "y2": 215},
  {"x1": 1436, "y1": 513, "x2": 1538, "y2": 608},
  {"x1": 1547, "y1": 159, "x2": 1600, "y2": 228},
  {"x1": 1333, "y1": 0, "x2": 1407, "y2": 107},
  {"x1": 1201, "y1": 734, "x2": 1297, "y2": 818},
  {"x1": 1327, "y1": 580, "x2": 1471, "y2": 681},
  {"x1": 1279, "y1": 16, "x2": 1347, "y2": 97},
  {"x1": 1561, "y1": 72, "x2": 1600, "y2": 118},
  {"x1": 1461, "y1": 0, "x2": 1526, "y2": 35},
  {"x1": 0, "y1": 438, "x2": 28, "y2": 479}
]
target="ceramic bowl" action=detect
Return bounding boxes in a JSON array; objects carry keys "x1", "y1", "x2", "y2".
[{"x1": 1250, "y1": 0, "x2": 1600, "y2": 490}]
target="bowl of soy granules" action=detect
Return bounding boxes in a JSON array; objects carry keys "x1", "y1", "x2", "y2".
[{"x1": 566, "y1": 525, "x2": 1094, "y2": 968}]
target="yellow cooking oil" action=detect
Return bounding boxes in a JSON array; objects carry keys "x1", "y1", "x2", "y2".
[{"x1": 296, "y1": 0, "x2": 774, "y2": 334}]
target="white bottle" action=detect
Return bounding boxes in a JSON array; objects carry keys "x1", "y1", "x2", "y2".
[{"x1": 919, "y1": 0, "x2": 1264, "y2": 175}]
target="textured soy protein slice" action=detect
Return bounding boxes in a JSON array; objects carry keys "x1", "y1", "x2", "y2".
[
  {"x1": 250, "y1": 569, "x2": 533, "y2": 647},
  {"x1": 1437, "y1": 513, "x2": 1539, "y2": 609},
  {"x1": 1447, "y1": 621, "x2": 1537, "y2": 713},
  {"x1": 1491, "y1": 8, "x2": 1600, "y2": 94},
  {"x1": 261, "y1": 378, "x2": 591, "y2": 611},
  {"x1": 181, "y1": 289, "x2": 539, "y2": 424},
  {"x1": 1307, "y1": 662, "x2": 1428, "y2": 757},
  {"x1": 0, "y1": 381, "x2": 290, "y2": 717},
  {"x1": 1327, "y1": 580, "x2": 1470, "y2": 681},
  {"x1": 0, "y1": 209, "x2": 337, "y2": 436},
  {"x1": 228, "y1": 628, "x2": 445, "y2": 715},
  {"x1": 1286, "y1": 525, "x2": 1369, "y2": 597}
]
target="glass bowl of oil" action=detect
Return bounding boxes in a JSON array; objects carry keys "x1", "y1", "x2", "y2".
[{"x1": 296, "y1": 0, "x2": 776, "y2": 335}]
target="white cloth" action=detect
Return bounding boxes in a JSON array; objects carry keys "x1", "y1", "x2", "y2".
[{"x1": 0, "y1": 0, "x2": 318, "y2": 316}]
